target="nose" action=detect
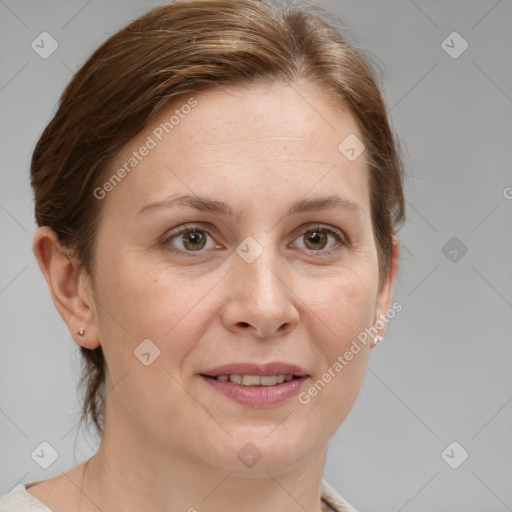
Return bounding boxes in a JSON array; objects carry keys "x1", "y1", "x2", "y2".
[{"x1": 221, "y1": 247, "x2": 299, "y2": 339}]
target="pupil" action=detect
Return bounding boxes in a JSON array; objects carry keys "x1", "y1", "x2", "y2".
[
  {"x1": 307, "y1": 230, "x2": 326, "y2": 250},
  {"x1": 185, "y1": 230, "x2": 204, "y2": 249}
]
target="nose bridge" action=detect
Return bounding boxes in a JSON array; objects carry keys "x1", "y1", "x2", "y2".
[
  {"x1": 235, "y1": 235, "x2": 285, "y2": 305},
  {"x1": 224, "y1": 233, "x2": 298, "y2": 337}
]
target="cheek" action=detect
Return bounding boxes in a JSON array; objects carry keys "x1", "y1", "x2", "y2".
[
  {"x1": 307, "y1": 264, "x2": 377, "y2": 344},
  {"x1": 296, "y1": 263, "x2": 376, "y2": 412},
  {"x1": 93, "y1": 244, "x2": 186, "y2": 334},
  {"x1": 90, "y1": 254, "x2": 202, "y2": 429},
  {"x1": 297, "y1": 271, "x2": 374, "y2": 432},
  {"x1": 92, "y1": 248, "x2": 218, "y2": 377}
]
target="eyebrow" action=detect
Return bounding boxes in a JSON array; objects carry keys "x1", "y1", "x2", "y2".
[{"x1": 137, "y1": 194, "x2": 364, "y2": 219}]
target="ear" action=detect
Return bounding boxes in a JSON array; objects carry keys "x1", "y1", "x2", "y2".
[
  {"x1": 371, "y1": 235, "x2": 400, "y2": 349},
  {"x1": 33, "y1": 226, "x2": 100, "y2": 349}
]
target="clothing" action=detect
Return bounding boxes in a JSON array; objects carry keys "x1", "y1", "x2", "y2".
[
  {"x1": 0, "y1": 478, "x2": 358, "y2": 512},
  {"x1": 321, "y1": 479, "x2": 359, "y2": 512}
]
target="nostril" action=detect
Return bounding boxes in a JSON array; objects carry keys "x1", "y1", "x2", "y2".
[{"x1": 239, "y1": 322, "x2": 250, "y2": 327}]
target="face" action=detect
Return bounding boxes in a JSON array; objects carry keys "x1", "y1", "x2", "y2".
[{"x1": 81, "y1": 81, "x2": 397, "y2": 473}]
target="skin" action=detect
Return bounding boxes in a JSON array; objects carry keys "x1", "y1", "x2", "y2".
[{"x1": 32, "y1": 80, "x2": 399, "y2": 512}]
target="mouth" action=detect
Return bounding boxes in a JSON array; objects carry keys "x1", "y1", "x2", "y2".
[
  {"x1": 201, "y1": 374, "x2": 300, "y2": 386},
  {"x1": 199, "y1": 362, "x2": 309, "y2": 407}
]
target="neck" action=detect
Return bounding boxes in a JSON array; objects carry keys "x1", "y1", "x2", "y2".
[{"x1": 79, "y1": 413, "x2": 328, "y2": 512}]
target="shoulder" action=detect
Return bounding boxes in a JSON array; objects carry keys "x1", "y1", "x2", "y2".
[
  {"x1": 1, "y1": 475, "x2": 356, "y2": 512},
  {"x1": 0, "y1": 484, "x2": 53, "y2": 512},
  {"x1": 321, "y1": 479, "x2": 359, "y2": 512},
  {"x1": 0, "y1": 466, "x2": 84, "y2": 512}
]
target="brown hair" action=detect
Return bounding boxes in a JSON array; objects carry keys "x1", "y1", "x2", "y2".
[{"x1": 31, "y1": 0, "x2": 406, "y2": 436}]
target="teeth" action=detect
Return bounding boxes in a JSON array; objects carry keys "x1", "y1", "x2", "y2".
[
  {"x1": 260, "y1": 375, "x2": 277, "y2": 386},
  {"x1": 213, "y1": 374, "x2": 295, "y2": 386},
  {"x1": 242, "y1": 375, "x2": 261, "y2": 386}
]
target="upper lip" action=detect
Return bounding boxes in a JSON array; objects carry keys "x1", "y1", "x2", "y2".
[{"x1": 201, "y1": 362, "x2": 308, "y2": 377}]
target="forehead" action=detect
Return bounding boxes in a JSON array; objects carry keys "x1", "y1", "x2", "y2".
[
  {"x1": 102, "y1": 81, "x2": 370, "y2": 220},
  {"x1": 169, "y1": 81, "x2": 362, "y2": 155}
]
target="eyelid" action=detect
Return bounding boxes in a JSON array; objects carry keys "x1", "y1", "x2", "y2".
[{"x1": 292, "y1": 223, "x2": 348, "y2": 244}]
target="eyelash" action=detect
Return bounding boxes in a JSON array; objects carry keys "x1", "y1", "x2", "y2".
[{"x1": 161, "y1": 223, "x2": 349, "y2": 258}]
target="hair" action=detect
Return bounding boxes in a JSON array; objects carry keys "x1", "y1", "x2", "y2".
[{"x1": 31, "y1": 0, "x2": 406, "y2": 437}]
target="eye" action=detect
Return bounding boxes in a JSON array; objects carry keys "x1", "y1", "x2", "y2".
[
  {"x1": 163, "y1": 225, "x2": 217, "y2": 256},
  {"x1": 291, "y1": 224, "x2": 347, "y2": 253},
  {"x1": 162, "y1": 223, "x2": 348, "y2": 257}
]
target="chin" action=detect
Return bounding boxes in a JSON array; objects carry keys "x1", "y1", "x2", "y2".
[{"x1": 197, "y1": 425, "x2": 324, "y2": 475}]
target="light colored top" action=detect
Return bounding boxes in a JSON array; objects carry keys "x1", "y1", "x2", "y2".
[{"x1": 0, "y1": 478, "x2": 358, "y2": 512}]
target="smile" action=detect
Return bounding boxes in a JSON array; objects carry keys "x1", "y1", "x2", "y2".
[
  {"x1": 209, "y1": 374, "x2": 296, "y2": 386},
  {"x1": 200, "y1": 373, "x2": 308, "y2": 406}
]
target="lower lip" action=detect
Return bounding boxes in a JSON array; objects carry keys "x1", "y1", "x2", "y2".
[{"x1": 201, "y1": 375, "x2": 308, "y2": 407}]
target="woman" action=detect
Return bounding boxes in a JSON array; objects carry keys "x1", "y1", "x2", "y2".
[{"x1": 0, "y1": 0, "x2": 405, "y2": 511}]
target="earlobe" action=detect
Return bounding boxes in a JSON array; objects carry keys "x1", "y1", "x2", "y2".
[{"x1": 33, "y1": 226, "x2": 100, "y2": 349}]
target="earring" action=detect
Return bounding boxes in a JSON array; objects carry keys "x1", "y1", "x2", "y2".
[
  {"x1": 77, "y1": 329, "x2": 85, "y2": 336},
  {"x1": 373, "y1": 335, "x2": 382, "y2": 346}
]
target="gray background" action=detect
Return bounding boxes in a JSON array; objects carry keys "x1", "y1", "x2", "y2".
[{"x1": 1, "y1": 1, "x2": 511, "y2": 511}]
